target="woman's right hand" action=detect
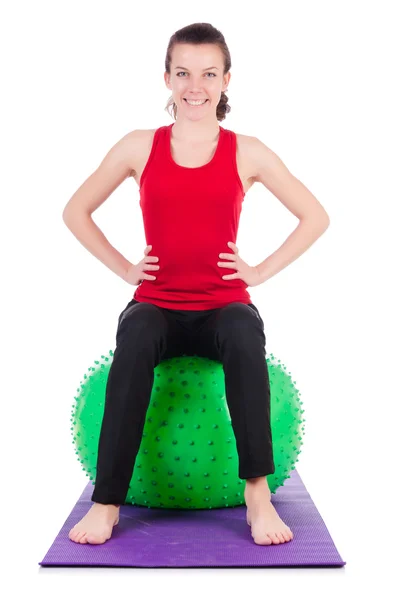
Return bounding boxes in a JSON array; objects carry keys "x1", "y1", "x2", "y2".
[{"x1": 124, "y1": 245, "x2": 160, "y2": 286}]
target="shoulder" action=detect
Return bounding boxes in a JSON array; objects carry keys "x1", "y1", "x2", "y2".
[
  {"x1": 130, "y1": 128, "x2": 159, "y2": 147},
  {"x1": 233, "y1": 131, "x2": 260, "y2": 159},
  {"x1": 125, "y1": 128, "x2": 158, "y2": 147},
  {"x1": 117, "y1": 128, "x2": 158, "y2": 176},
  {"x1": 110, "y1": 128, "x2": 156, "y2": 156},
  {"x1": 234, "y1": 131, "x2": 274, "y2": 159},
  {"x1": 234, "y1": 131, "x2": 283, "y2": 184}
]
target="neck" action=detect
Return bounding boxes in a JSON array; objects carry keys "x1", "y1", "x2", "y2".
[{"x1": 171, "y1": 119, "x2": 220, "y2": 143}]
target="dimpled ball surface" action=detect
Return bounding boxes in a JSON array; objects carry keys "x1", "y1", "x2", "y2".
[{"x1": 71, "y1": 352, "x2": 305, "y2": 509}]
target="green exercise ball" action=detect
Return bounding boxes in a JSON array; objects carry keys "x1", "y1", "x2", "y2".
[{"x1": 71, "y1": 352, "x2": 305, "y2": 510}]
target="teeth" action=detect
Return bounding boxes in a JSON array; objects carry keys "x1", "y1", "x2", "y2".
[{"x1": 185, "y1": 99, "x2": 207, "y2": 106}]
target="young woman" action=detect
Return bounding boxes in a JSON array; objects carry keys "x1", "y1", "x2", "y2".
[{"x1": 64, "y1": 23, "x2": 330, "y2": 547}]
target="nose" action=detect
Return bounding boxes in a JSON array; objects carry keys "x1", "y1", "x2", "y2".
[
  {"x1": 186, "y1": 78, "x2": 206, "y2": 92},
  {"x1": 186, "y1": 89, "x2": 204, "y2": 95}
]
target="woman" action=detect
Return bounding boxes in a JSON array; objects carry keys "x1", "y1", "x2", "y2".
[{"x1": 64, "y1": 23, "x2": 330, "y2": 547}]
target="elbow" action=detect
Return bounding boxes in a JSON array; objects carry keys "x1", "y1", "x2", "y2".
[
  {"x1": 321, "y1": 214, "x2": 330, "y2": 229},
  {"x1": 317, "y1": 215, "x2": 330, "y2": 235},
  {"x1": 301, "y1": 211, "x2": 330, "y2": 229},
  {"x1": 62, "y1": 208, "x2": 70, "y2": 225},
  {"x1": 62, "y1": 207, "x2": 75, "y2": 227},
  {"x1": 62, "y1": 205, "x2": 90, "y2": 226},
  {"x1": 300, "y1": 212, "x2": 330, "y2": 237},
  {"x1": 314, "y1": 210, "x2": 330, "y2": 230},
  {"x1": 62, "y1": 200, "x2": 73, "y2": 223}
]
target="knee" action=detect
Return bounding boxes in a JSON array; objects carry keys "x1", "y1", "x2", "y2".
[{"x1": 217, "y1": 303, "x2": 257, "y2": 329}]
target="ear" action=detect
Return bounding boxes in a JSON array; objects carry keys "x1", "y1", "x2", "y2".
[
  {"x1": 223, "y1": 72, "x2": 231, "y2": 92},
  {"x1": 164, "y1": 71, "x2": 171, "y2": 91}
]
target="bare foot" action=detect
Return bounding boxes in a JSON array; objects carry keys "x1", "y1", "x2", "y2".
[
  {"x1": 68, "y1": 503, "x2": 120, "y2": 545},
  {"x1": 244, "y1": 477, "x2": 293, "y2": 545}
]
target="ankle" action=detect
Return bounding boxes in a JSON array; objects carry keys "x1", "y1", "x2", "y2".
[
  {"x1": 245, "y1": 477, "x2": 271, "y2": 499},
  {"x1": 246, "y1": 476, "x2": 268, "y2": 486}
]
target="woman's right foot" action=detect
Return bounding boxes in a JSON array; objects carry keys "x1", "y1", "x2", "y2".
[{"x1": 68, "y1": 502, "x2": 120, "y2": 544}]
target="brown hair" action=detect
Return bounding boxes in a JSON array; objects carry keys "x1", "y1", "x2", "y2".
[{"x1": 164, "y1": 23, "x2": 232, "y2": 122}]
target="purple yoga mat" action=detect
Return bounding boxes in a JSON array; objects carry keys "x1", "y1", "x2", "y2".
[{"x1": 39, "y1": 469, "x2": 345, "y2": 568}]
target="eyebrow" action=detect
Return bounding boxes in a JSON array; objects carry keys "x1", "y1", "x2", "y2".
[{"x1": 174, "y1": 66, "x2": 219, "y2": 71}]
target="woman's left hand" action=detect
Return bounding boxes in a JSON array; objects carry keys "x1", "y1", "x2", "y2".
[{"x1": 218, "y1": 242, "x2": 263, "y2": 288}]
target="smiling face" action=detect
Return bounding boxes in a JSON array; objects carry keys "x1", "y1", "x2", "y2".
[{"x1": 165, "y1": 43, "x2": 231, "y2": 122}]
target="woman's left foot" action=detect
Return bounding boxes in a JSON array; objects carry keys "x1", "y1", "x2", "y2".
[{"x1": 244, "y1": 478, "x2": 294, "y2": 545}]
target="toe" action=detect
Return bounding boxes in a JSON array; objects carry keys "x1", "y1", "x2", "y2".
[
  {"x1": 87, "y1": 534, "x2": 107, "y2": 545},
  {"x1": 252, "y1": 532, "x2": 272, "y2": 545},
  {"x1": 75, "y1": 531, "x2": 87, "y2": 543},
  {"x1": 68, "y1": 528, "x2": 80, "y2": 542},
  {"x1": 262, "y1": 536, "x2": 273, "y2": 545},
  {"x1": 267, "y1": 532, "x2": 280, "y2": 544},
  {"x1": 275, "y1": 532, "x2": 286, "y2": 543}
]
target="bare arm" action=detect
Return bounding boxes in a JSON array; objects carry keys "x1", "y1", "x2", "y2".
[
  {"x1": 62, "y1": 130, "x2": 142, "y2": 280},
  {"x1": 248, "y1": 137, "x2": 330, "y2": 283}
]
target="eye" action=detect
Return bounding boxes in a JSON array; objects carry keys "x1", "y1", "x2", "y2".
[{"x1": 176, "y1": 72, "x2": 216, "y2": 77}]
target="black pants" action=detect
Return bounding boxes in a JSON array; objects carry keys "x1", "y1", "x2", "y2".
[{"x1": 91, "y1": 299, "x2": 275, "y2": 505}]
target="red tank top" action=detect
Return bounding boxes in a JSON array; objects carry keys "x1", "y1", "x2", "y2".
[{"x1": 133, "y1": 122, "x2": 252, "y2": 310}]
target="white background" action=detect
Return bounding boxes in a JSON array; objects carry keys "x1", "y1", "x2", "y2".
[{"x1": 1, "y1": 0, "x2": 396, "y2": 596}]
